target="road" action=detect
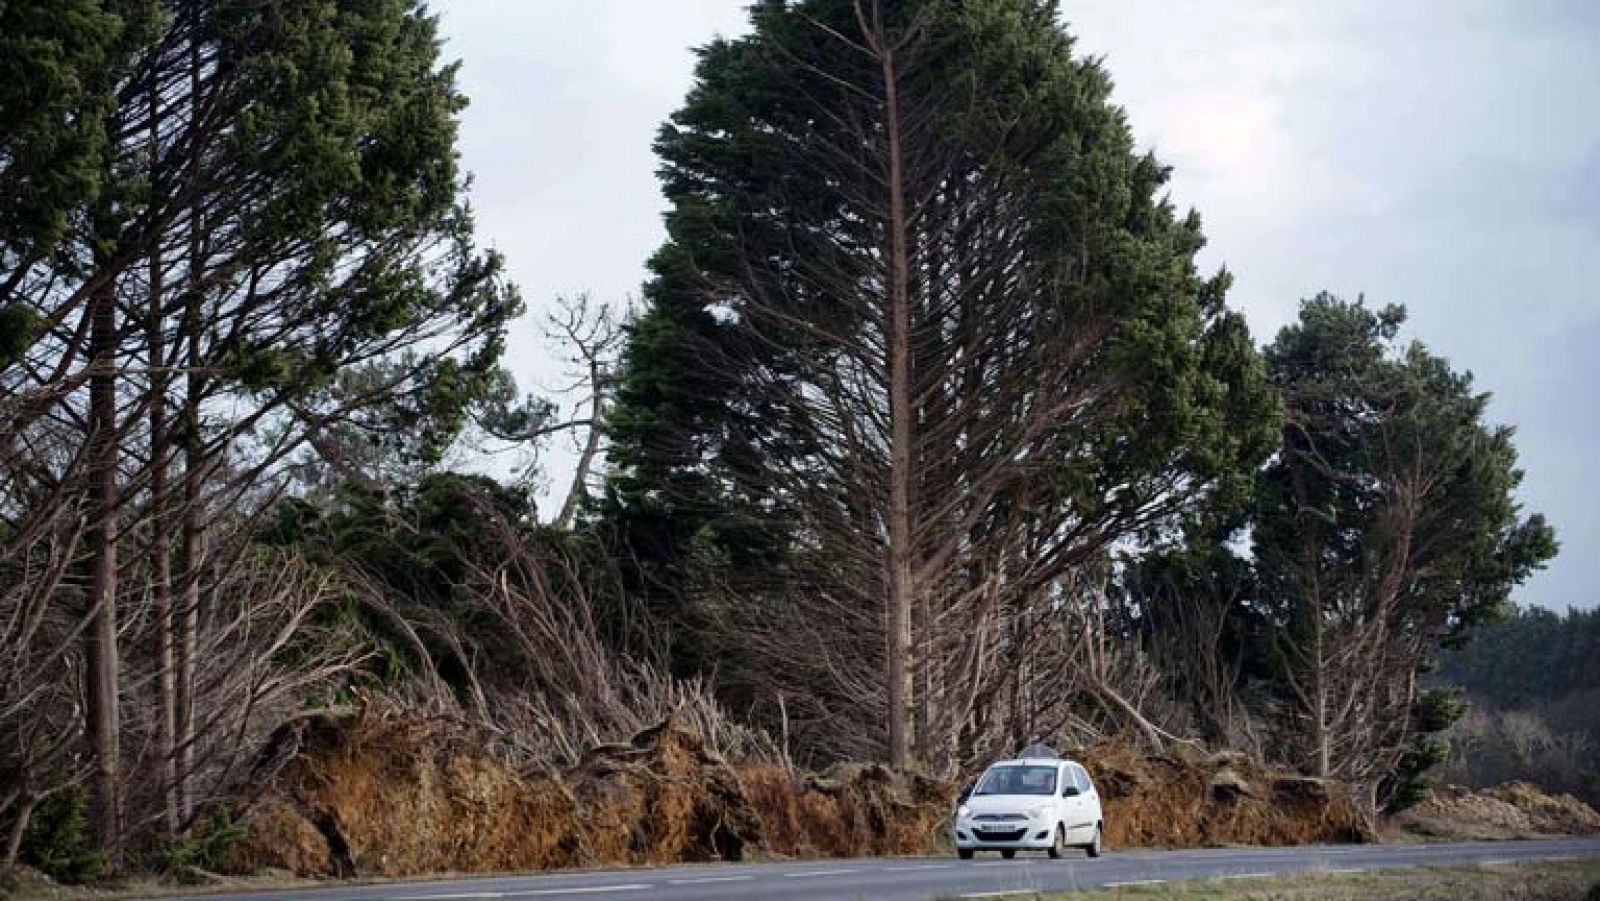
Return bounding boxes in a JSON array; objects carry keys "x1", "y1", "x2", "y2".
[{"x1": 199, "y1": 838, "x2": 1600, "y2": 901}]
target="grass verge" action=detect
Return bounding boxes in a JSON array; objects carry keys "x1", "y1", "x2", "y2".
[{"x1": 1015, "y1": 858, "x2": 1600, "y2": 900}]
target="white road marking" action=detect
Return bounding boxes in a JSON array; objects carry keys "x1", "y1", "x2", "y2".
[
  {"x1": 1103, "y1": 879, "x2": 1167, "y2": 887},
  {"x1": 503, "y1": 886, "x2": 652, "y2": 897},
  {"x1": 782, "y1": 868, "x2": 860, "y2": 878},
  {"x1": 1329, "y1": 868, "x2": 1365, "y2": 874},
  {"x1": 394, "y1": 894, "x2": 504, "y2": 900},
  {"x1": 667, "y1": 875, "x2": 755, "y2": 885},
  {"x1": 1216, "y1": 872, "x2": 1272, "y2": 879},
  {"x1": 961, "y1": 892, "x2": 1037, "y2": 899}
]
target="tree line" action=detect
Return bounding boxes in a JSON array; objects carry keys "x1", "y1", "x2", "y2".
[
  {"x1": 1434, "y1": 605, "x2": 1599, "y2": 805},
  {"x1": 1, "y1": 0, "x2": 532, "y2": 872},
  {"x1": 0, "y1": 0, "x2": 1558, "y2": 880},
  {"x1": 593, "y1": 0, "x2": 1555, "y2": 810}
]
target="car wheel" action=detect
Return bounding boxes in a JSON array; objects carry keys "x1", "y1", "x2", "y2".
[
  {"x1": 958, "y1": 849, "x2": 974, "y2": 860},
  {"x1": 1047, "y1": 824, "x2": 1067, "y2": 859},
  {"x1": 1084, "y1": 824, "x2": 1103, "y2": 858},
  {"x1": 1000, "y1": 849, "x2": 1017, "y2": 860}
]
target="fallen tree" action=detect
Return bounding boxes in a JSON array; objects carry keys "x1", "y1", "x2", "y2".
[{"x1": 223, "y1": 709, "x2": 1376, "y2": 878}]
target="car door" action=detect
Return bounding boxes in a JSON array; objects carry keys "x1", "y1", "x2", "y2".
[
  {"x1": 1060, "y1": 764, "x2": 1093, "y2": 843},
  {"x1": 1072, "y1": 764, "x2": 1101, "y2": 842}
]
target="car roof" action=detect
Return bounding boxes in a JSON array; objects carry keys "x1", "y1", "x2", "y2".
[{"x1": 987, "y1": 757, "x2": 1081, "y2": 768}]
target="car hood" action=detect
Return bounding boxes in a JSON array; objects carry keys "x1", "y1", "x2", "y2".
[{"x1": 962, "y1": 794, "x2": 1053, "y2": 814}]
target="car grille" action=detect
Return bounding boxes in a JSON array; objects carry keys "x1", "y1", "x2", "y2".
[
  {"x1": 972, "y1": 827, "x2": 1028, "y2": 841},
  {"x1": 973, "y1": 813, "x2": 1027, "y2": 822}
]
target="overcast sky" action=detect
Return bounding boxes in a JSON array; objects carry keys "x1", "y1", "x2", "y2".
[{"x1": 438, "y1": 0, "x2": 1598, "y2": 611}]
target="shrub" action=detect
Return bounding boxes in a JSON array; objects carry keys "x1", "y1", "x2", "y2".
[{"x1": 19, "y1": 786, "x2": 106, "y2": 885}]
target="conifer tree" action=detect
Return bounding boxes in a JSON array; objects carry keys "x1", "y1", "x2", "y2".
[
  {"x1": 1254, "y1": 294, "x2": 1556, "y2": 809},
  {"x1": 603, "y1": 0, "x2": 1277, "y2": 766},
  {"x1": 2, "y1": 0, "x2": 519, "y2": 854}
]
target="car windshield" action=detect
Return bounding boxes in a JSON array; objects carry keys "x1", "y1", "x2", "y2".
[{"x1": 973, "y1": 764, "x2": 1057, "y2": 796}]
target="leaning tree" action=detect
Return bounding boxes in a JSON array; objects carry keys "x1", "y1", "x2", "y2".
[{"x1": 1253, "y1": 294, "x2": 1556, "y2": 810}]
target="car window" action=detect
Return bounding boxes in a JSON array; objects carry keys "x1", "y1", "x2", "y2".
[
  {"x1": 973, "y1": 764, "x2": 1058, "y2": 796},
  {"x1": 1075, "y1": 764, "x2": 1093, "y2": 792}
]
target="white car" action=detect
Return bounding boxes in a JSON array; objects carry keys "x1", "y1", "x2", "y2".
[{"x1": 953, "y1": 751, "x2": 1104, "y2": 860}]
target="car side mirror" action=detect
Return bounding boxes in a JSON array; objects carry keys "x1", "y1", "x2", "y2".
[
  {"x1": 959, "y1": 783, "x2": 973, "y2": 803},
  {"x1": 1061, "y1": 785, "x2": 1080, "y2": 797}
]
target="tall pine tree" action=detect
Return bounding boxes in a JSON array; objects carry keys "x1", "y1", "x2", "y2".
[{"x1": 602, "y1": 0, "x2": 1277, "y2": 767}]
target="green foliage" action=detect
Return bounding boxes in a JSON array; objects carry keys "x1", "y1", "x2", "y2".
[
  {"x1": 1252, "y1": 293, "x2": 1556, "y2": 801},
  {"x1": 1388, "y1": 735, "x2": 1451, "y2": 813},
  {"x1": 1386, "y1": 687, "x2": 1468, "y2": 812},
  {"x1": 0, "y1": 303, "x2": 42, "y2": 369},
  {"x1": 263, "y1": 472, "x2": 531, "y2": 591},
  {"x1": 1256, "y1": 294, "x2": 1558, "y2": 647},
  {"x1": 152, "y1": 810, "x2": 247, "y2": 879},
  {"x1": 259, "y1": 472, "x2": 599, "y2": 693},
  {"x1": 19, "y1": 787, "x2": 106, "y2": 885},
  {"x1": 600, "y1": 0, "x2": 1280, "y2": 683},
  {"x1": 1415, "y1": 685, "x2": 1468, "y2": 734},
  {"x1": 0, "y1": 0, "x2": 160, "y2": 267},
  {"x1": 1438, "y1": 604, "x2": 1600, "y2": 706}
]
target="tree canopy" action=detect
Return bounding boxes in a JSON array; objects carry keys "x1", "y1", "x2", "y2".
[{"x1": 601, "y1": 0, "x2": 1278, "y2": 766}]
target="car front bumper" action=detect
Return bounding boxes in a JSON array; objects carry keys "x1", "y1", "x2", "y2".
[{"x1": 953, "y1": 821, "x2": 1056, "y2": 849}]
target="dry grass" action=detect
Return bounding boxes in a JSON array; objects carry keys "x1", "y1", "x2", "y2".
[
  {"x1": 1393, "y1": 783, "x2": 1600, "y2": 842},
  {"x1": 1018, "y1": 858, "x2": 1600, "y2": 900}
]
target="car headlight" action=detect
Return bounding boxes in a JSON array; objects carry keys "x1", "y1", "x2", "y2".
[{"x1": 957, "y1": 805, "x2": 970, "y2": 819}]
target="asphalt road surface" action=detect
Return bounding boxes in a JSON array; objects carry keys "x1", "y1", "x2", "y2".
[{"x1": 197, "y1": 838, "x2": 1600, "y2": 901}]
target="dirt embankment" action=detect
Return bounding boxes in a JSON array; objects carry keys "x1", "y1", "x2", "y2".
[
  {"x1": 223, "y1": 710, "x2": 951, "y2": 877},
  {"x1": 224, "y1": 712, "x2": 1374, "y2": 878},
  {"x1": 1392, "y1": 782, "x2": 1600, "y2": 841},
  {"x1": 1082, "y1": 745, "x2": 1371, "y2": 848}
]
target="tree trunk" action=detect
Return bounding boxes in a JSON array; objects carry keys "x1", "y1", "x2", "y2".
[
  {"x1": 1311, "y1": 612, "x2": 1331, "y2": 779},
  {"x1": 176, "y1": 252, "x2": 203, "y2": 826},
  {"x1": 175, "y1": 15, "x2": 204, "y2": 823},
  {"x1": 86, "y1": 280, "x2": 122, "y2": 862},
  {"x1": 147, "y1": 78, "x2": 180, "y2": 838},
  {"x1": 2, "y1": 793, "x2": 38, "y2": 869},
  {"x1": 554, "y1": 360, "x2": 605, "y2": 530},
  {"x1": 881, "y1": 43, "x2": 915, "y2": 770}
]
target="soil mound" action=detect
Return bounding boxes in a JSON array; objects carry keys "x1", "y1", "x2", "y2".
[
  {"x1": 225, "y1": 714, "x2": 1378, "y2": 878},
  {"x1": 224, "y1": 710, "x2": 953, "y2": 877},
  {"x1": 1080, "y1": 745, "x2": 1373, "y2": 847},
  {"x1": 1393, "y1": 781, "x2": 1600, "y2": 840},
  {"x1": 739, "y1": 763, "x2": 955, "y2": 858},
  {"x1": 223, "y1": 710, "x2": 581, "y2": 877},
  {"x1": 568, "y1": 718, "x2": 763, "y2": 865}
]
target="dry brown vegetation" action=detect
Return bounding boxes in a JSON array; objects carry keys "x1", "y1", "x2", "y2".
[
  {"x1": 223, "y1": 708, "x2": 949, "y2": 877},
  {"x1": 1083, "y1": 745, "x2": 1372, "y2": 849},
  {"x1": 221, "y1": 710, "x2": 1383, "y2": 879},
  {"x1": 1393, "y1": 782, "x2": 1600, "y2": 841}
]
